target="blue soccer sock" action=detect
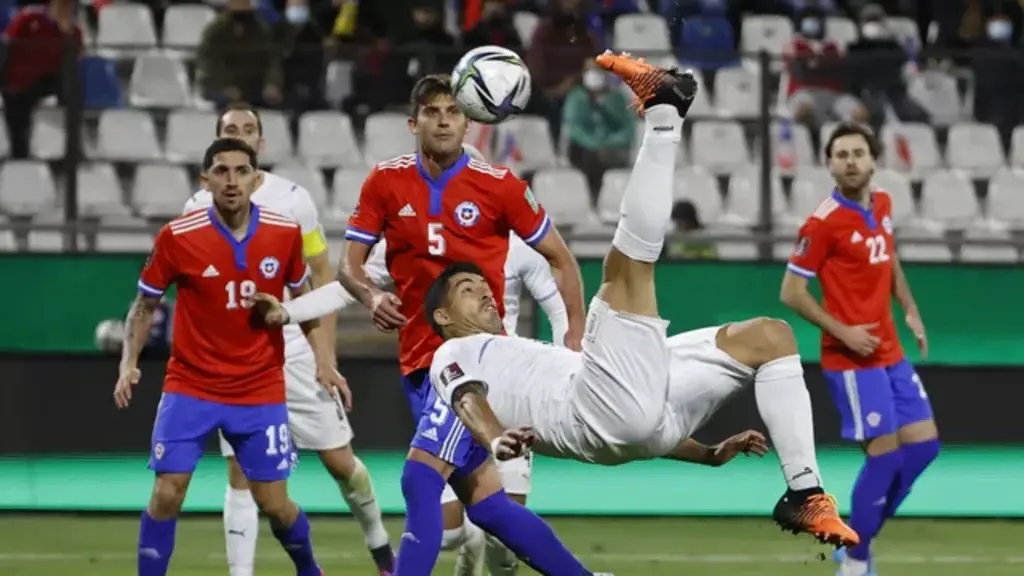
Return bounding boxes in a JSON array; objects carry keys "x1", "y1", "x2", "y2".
[
  {"x1": 270, "y1": 507, "x2": 321, "y2": 576},
  {"x1": 394, "y1": 459, "x2": 446, "y2": 576},
  {"x1": 138, "y1": 510, "x2": 176, "y2": 576},
  {"x1": 884, "y1": 439, "x2": 941, "y2": 518},
  {"x1": 848, "y1": 450, "x2": 904, "y2": 562},
  {"x1": 467, "y1": 490, "x2": 591, "y2": 576}
]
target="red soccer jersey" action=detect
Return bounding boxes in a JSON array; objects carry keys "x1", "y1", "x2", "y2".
[
  {"x1": 138, "y1": 206, "x2": 309, "y2": 404},
  {"x1": 787, "y1": 189, "x2": 904, "y2": 371},
  {"x1": 346, "y1": 153, "x2": 550, "y2": 375}
]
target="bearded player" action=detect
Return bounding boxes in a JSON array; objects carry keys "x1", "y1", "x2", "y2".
[
  {"x1": 114, "y1": 139, "x2": 326, "y2": 576},
  {"x1": 185, "y1": 104, "x2": 394, "y2": 576},
  {"x1": 781, "y1": 122, "x2": 939, "y2": 576}
]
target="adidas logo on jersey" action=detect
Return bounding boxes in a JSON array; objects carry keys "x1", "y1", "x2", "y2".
[
  {"x1": 850, "y1": 231, "x2": 863, "y2": 244},
  {"x1": 421, "y1": 427, "x2": 439, "y2": 442},
  {"x1": 202, "y1": 265, "x2": 220, "y2": 278},
  {"x1": 399, "y1": 203, "x2": 417, "y2": 217},
  {"x1": 277, "y1": 458, "x2": 290, "y2": 471}
]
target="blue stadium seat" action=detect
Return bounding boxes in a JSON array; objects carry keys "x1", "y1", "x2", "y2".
[
  {"x1": 696, "y1": 0, "x2": 728, "y2": 15},
  {"x1": 678, "y1": 16, "x2": 740, "y2": 70},
  {"x1": 0, "y1": 0, "x2": 14, "y2": 32},
  {"x1": 80, "y1": 56, "x2": 124, "y2": 110}
]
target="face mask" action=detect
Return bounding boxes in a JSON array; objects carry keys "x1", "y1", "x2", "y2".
[
  {"x1": 800, "y1": 18, "x2": 822, "y2": 38},
  {"x1": 582, "y1": 70, "x2": 604, "y2": 90},
  {"x1": 988, "y1": 20, "x2": 1013, "y2": 41},
  {"x1": 860, "y1": 21, "x2": 888, "y2": 40},
  {"x1": 285, "y1": 6, "x2": 310, "y2": 24}
]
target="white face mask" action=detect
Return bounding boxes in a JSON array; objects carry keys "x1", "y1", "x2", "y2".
[
  {"x1": 582, "y1": 70, "x2": 605, "y2": 90},
  {"x1": 988, "y1": 20, "x2": 1013, "y2": 41},
  {"x1": 861, "y1": 21, "x2": 888, "y2": 40},
  {"x1": 800, "y1": 18, "x2": 822, "y2": 38}
]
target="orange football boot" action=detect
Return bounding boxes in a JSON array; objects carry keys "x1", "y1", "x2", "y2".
[
  {"x1": 773, "y1": 490, "x2": 860, "y2": 548},
  {"x1": 594, "y1": 50, "x2": 697, "y2": 116}
]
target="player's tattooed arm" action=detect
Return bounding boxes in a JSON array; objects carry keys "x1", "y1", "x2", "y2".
[
  {"x1": 450, "y1": 382, "x2": 507, "y2": 449},
  {"x1": 120, "y1": 293, "x2": 161, "y2": 368}
]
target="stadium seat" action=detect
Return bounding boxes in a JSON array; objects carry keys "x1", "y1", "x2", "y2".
[
  {"x1": 30, "y1": 108, "x2": 69, "y2": 161},
  {"x1": 1010, "y1": 126, "x2": 1024, "y2": 169},
  {"x1": 896, "y1": 225, "x2": 951, "y2": 262},
  {"x1": 0, "y1": 217, "x2": 15, "y2": 252},
  {"x1": 97, "y1": 109, "x2": 162, "y2": 162},
  {"x1": 297, "y1": 111, "x2": 362, "y2": 169},
  {"x1": 80, "y1": 56, "x2": 124, "y2": 109},
  {"x1": 129, "y1": 53, "x2": 192, "y2": 108},
  {"x1": 165, "y1": 110, "x2": 217, "y2": 164},
  {"x1": 986, "y1": 168, "x2": 1024, "y2": 228},
  {"x1": 271, "y1": 164, "x2": 329, "y2": 212},
  {"x1": 907, "y1": 71, "x2": 961, "y2": 126},
  {"x1": 96, "y1": 2, "x2": 158, "y2": 58},
  {"x1": 596, "y1": 169, "x2": 629, "y2": 223},
  {"x1": 715, "y1": 240, "x2": 758, "y2": 260},
  {"x1": 0, "y1": 161, "x2": 57, "y2": 216},
  {"x1": 530, "y1": 168, "x2": 593, "y2": 226},
  {"x1": 324, "y1": 61, "x2": 355, "y2": 108},
  {"x1": 712, "y1": 67, "x2": 760, "y2": 118},
  {"x1": 960, "y1": 227, "x2": 1018, "y2": 263},
  {"x1": 257, "y1": 110, "x2": 295, "y2": 165},
  {"x1": 872, "y1": 168, "x2": 915, "y2": 224},
  {"x1": 0, "y1": 117, "x2": 10, "y2": 159},
  {"x1": 132, "y1": 163, "x2": 194, "y2": 218},
  {"x1": 885, "y1": 16, "x2": 921, "y2": 51},
  {"x1": 773, "y1": 236, "x2": 797, "y2": 260},
  {"x1": 364, "y1": 113, "x2": 416, "y2": 165},
  {"x1": 740, "y1": 15, "x2": 793, "y2": 63},
  {"x1": 331, "y1": 168, "x2": 371, "y2": 216},
  {"x1": 919, "y1": 169, "x2": 979, "y2": 229},
  {"x1": 678, "y1": 16, "x2": 740, "y2": 70},
  {"x1": 689, "y1": 120, "x2": 749, "y2": 174},
  {"x1": 495, "y1": 116, "x2": 559, "y2": 173},
  {"x1": 162, "y1": 4, "x2": 216, "y2": 54},
  {"x1": 825, "y1": 17, "x2": 858, "y2": 51},
  {"x1": 945, "y1": 122, "x2": 1005, "y2": 178},
  {"x1": 95, "y1": 228, "x2": 155, "y2": 253},
  {"x1": 675, "y1": 166, "x2": 723, "y2": 224},
  {"x1": 722, "y1": 166, "x2": 789, "y2": 225},
  {"x1": 756, "y1": 120, "x2": 815, "y2": 173},
  {"x1": 513, "y1": 12, "x2": 540, "y2": 49},
  {"x1": 789, "y1": 167, "x2": 834, "y2": 219},
  {"x1": 27, "y1": 214, "x2": 74, "y2": 252},
  {"x1": 613, "y1": 13, "x2": 672, "y2": 53},
  {"x1": 77, "y1": 162, "x2": 129, "y2": 217},
  {"x1": 880, "y1": 123, "x2": 941, "y2": 179}
]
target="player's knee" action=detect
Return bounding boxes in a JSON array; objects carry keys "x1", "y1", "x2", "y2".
[
  {"x1": 150, "y1": 475, "x2": 189, "y2": 516},
  {"x1": 338, "y1": 456, "x2": 374, "y2": 498},
  {"x1": 226, "y1": 458, "x2": 249, "y2": 490},
  {"x1": 721, "y1": 317, "x2": 797, "y2": 368}
]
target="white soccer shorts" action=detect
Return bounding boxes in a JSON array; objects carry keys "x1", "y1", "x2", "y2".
[{"x1": 220, "y1": 356, "x2": 354, "y2": 456}]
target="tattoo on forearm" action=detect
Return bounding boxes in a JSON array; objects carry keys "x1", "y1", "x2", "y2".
[{"x1": 121, "y1": 295, "x2": 156, "y2": 364}]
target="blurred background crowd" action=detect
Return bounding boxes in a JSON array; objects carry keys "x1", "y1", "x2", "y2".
[{"x1": 1, "y1": 0, "x2": 1024, "y2": 264}]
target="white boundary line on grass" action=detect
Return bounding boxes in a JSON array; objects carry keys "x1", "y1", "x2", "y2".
[{"x1": 1, "y1": 552, "x2": 1024, "y2": 564}]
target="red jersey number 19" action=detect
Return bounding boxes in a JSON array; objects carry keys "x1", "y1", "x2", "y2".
[
  {"x1": 226, "y1": 280, "x2": 257, "y2": 309},
  {"x1": 428, "y1": 223, "x2": 446, "y2": 256},
  {"x1": 866, "y1": 235, "x2": 890, "y2": 265}
]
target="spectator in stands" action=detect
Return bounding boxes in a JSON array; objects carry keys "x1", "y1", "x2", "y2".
[
  {"x1": 387, "y1": 0, "x2": 456, "y2": 106},
  {"x1": 527, "y1": 0, "x2": 600, "y2": 141},
  {"x1": 197, "y1": 0, "x2": 284, "y2": 109},
  {"x1": 1, "y1": 0, "x2": 81, "y2": 159},
  {"x1": 663, "y1": 200, "x2": 717, "y2": 260},
  {"x1": 563, "y1": 58, "x2": 633, "y2": 206},
  {"x1": 971, "y1": 12, "x2": 1024, "y2": 151},
  {"x1": 845, "y1": 3, "x2": 929, "y2": 126},
  {"x1": 463, "y1": 0, "x2": 523, "y2": 50},
  {"x1": 784, "y1": 5, "x2": 869, "y2": 131},
  {"x1": 275, "y1": 0, "x2": 328, "y2": 113}
]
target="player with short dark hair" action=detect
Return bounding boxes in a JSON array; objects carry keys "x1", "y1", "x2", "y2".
[
  {"x1": 115, "y1": 138, "x2": 325, "y2": 576},
  {"x1": 781, "y1": 121, "x2": 940, "y2": 576},
  {"x1": 187, "y1": 105, "x2": 395, "y2": 576}
]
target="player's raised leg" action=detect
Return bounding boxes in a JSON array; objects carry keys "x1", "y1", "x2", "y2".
[
  {"x1": 223, "y1": 403, "x2": 323, "y2": 576},
  {"x1": 138, "y1": 393, "x2": 223, "y2": 576},
  {"x1": 710, "y1": 318, "x2": 859, "y2": 547}
]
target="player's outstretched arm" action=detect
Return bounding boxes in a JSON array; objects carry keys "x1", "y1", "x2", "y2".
[
  {"x1": 532, "y1": 229, "x2": 585, "y2": 350},
  {"x1": 114, "y1": 293, "x2": 161, "y2": 408},
  {"x1": 450, "y1": 383, "x2": 533, "y2": 460},
  {"x1": 663, "y1": 431, "x2": 769, "y2": 467},
  {"x1": 512, "y1": 235, "x2": 570, "y2": 344}
]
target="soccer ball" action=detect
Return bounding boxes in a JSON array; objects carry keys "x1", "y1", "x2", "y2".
[
  {"x1": 452, "y1": 45, "x2": 532, "y2": 124},
  {"x1": 94, "y1": 319, "x2": 125, "y2": 353}
]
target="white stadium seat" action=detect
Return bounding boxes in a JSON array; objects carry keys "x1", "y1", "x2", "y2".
[
  {"x1": 896, "y1": 225, "x2": 951, "y2": 262},
  {"x1": 530, "y1": 168, "x2": 593, "y2": 226},
  {"x1": 612, "y1": 13, "x2": 672, "y2": 53},
  {"x1": 871, "y1": 168, "x2": 915, "y2": 224},
  {"x1": 907, "y1": 70, "x2": 961, "y2": 126},
  {"x1": 790, "y1": 167, "x2": 834, "y2": 219},
  {"x1": 0, "y1": 161, "x2": 57, "y2": 216},
  {"x1": 129, "y1": 53, "x2": 192, "y2": 108},
  {"x1": 960, "y1": 227, "x2": 1018, "y2": 263},
  {"x1": 332, "y1": 168, "x2": 371, "y2": 216},
  {"x1": 0, "y1": 216, "x2": 16, "y2": 252},
  {"x1": 97, "y1": 109, "x2": 162, "y2": 162},
  {"x1": 757, "y1": 120, "x2": 815, "y2": 173},
  {"x1": 272, "y1": 164, "x2": 329, "y2": 211},
  {"x1": 722, "y1": 166, "x2": 788, "y2": 225},
  {"x1": 132, "y1": 163, "x2": 194, "y2": 218},
  {"x1": 513, "y1": 12, "x2": 540, "y2": 49},
  {"x1": 77, "y1": 162, "x2": 129, "y2": 217},
  {"x1": 1010, "y1": 126, "x2": 1024, "y2": 169},
  {"x1": 257, "y1": 110, "x2": 295, "y2": 165},
  {"x1": 713, "y1": 67, "x2": 760, "y2": 118},
  {"x1": 165, "y1": 110, "x2": 217, "y2": 164},
  {"x1": 675, "y1": 166, "x2": 724, "y2": 224},
  {"x1": 945, "y1": 122, "x2": 1005, "y2": 178},
  {"x1": 364, "y1": 113, "x2": 416, "y2": 165},
  {"x1": 919, "y1": 169, "x2": 979, "y2": 229},
  {"x1": 30, "y1": 108, "x2": 69, "y2": 161},
  {"x1": 162, "y1": 5, "x2": 216, "y2": 52},
  {"x1": 880, "y1": 123, "x2": 941, "y2": 179},
  {"x1": 741, "y1": 15, "x2": 793, "y2": 59},
  {"x1": 690, "y1": 121, "x2": 750, "y2": 175},
  {"x1": 97, "y1": 3, "x2": 157, "y2": 57},
  {"x1": 825, "y1": 17, "x2": 858, "y2": 51},
  {"x1": 495, "y1": 116, "x2": 559, "y2": 173},
  {"x1": 298, "y1": 111, "x2": 364, "y2": 169},
  {"x1": 986, "y1": 168, "x2": 1024, "y2": 229}
]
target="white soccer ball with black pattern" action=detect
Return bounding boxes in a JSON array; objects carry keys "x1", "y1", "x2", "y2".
[{"x1": 452, "y1": 45, "x2": 532, "y2": 124}]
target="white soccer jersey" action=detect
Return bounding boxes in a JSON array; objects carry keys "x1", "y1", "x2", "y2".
[
  {"x1": 503, "y1": 234, "x2": 567, "y2": 343},
  {"x1": 184, "y1": 172, "x2": 326, "y2": 361}
]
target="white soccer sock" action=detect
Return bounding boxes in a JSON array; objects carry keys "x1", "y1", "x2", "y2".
[
  {"x1": 224, "y1": 487, "x2": 259, "y2": 576},
  {"x1": 485, "y1": 532, "x2": 520, "y2": 576},
  {"x1": 611, "y1": 104, "x2": 682, "y2": 263},
  {"x1": 451, "y1": 520, "x2": 486, "y2": 576},
  {"x1": 753, "y1": 355, "x2": 823, "y2": 492},
  {"x1": 338, "y1": 457, "x2": 391, "y2": 550},
  {"x1": 840, "y1": 557, "x2": 870, "y2": 576}
]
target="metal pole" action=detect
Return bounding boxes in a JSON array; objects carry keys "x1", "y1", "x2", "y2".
[
  {"x1": 61, "y1": 32, "x2": 82, "y2": 252},
  {"x1": 756, "y1": 49, "x2": 773, "y2": 260}
]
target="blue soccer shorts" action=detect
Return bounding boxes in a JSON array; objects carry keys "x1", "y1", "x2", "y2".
[
  {"x1": 822, "y1": 358, "x2": 935, "y2": 441},
  {"x1": 149, "y1": 392, "x2": 294, "y2": 482},
  {"x1": 409, "y1": 385, "x2": 489, "y2": 477},
  {"x1": 401, "y1": 369, "x2": 432, "y2": 422}
]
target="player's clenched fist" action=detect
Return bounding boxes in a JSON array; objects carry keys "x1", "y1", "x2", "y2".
[
  {"x1": 490, "y1": 426, "x2": 537, "y2": 460},
  {"x1": 370, "y1": 292, "x2": 406, "y2": 332},
  {"x1": 251, "y1": 292, "x2": 289, "y2": 326},
  {"x1": 113, "y1": 365, "x2": 141, "y2": 409}
]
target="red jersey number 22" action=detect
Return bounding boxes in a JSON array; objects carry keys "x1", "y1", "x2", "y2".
[
  {"x1": 866, "y1": 235, "x2": 890, "y2": 265},
  {"x1": 428, "y1": 223, "x2": 446, "y2": 256}
]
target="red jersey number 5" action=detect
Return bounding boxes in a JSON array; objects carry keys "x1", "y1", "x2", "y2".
[{"x1": 428, "y1": 223, "x2": 446, "y2": 256}]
